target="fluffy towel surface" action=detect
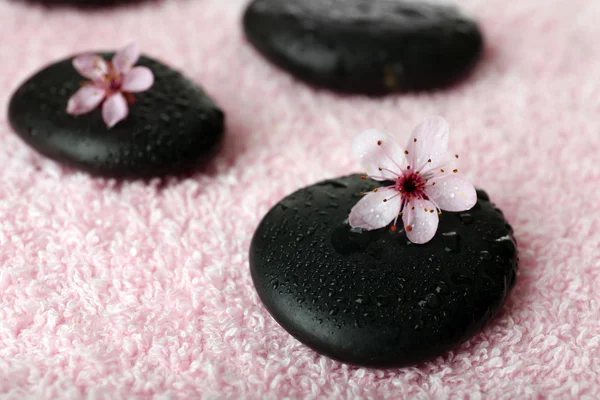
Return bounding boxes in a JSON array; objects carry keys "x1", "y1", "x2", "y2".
[{"x1": 0, "y1": 0, "x2": 599, "y2": 398}]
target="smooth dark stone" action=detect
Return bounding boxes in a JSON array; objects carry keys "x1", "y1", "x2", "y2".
[
  {"x1": 250, "y1": 174, "x2": 518, "y2": 368},
  {"x1": 8, "y1": 53, "x2": 224, "y2": 178},
  {"x1": 243, "y1": 0, "x2": 483, "y2": 94}
]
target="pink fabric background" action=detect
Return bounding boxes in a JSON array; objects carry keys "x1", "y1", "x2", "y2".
[{"x1": 0, "y1": 0, "x2": 599, "y2": 398}]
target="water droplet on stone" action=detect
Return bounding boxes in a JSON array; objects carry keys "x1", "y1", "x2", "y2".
[
  {"x1": 355, "y1": 294, "x2": 370, "y2": 305},
  {"x1": 476, "y1": 189, "x2": 490, "y2": 201},
  {"x1": 480, "y1": 250, "x2": 492, "y2": 260},
  {"x1": 451, "y1": 273, "x2": 473, "y2": 285},
  {"x1": 442, "y1": 232, "x2": 460, "y2": 253},
  {"x1": 328, "y1": 179, "x2": 349, "y2": 189},
  {"x1": 395, "y1": 5, "x2": 426, "y2": 18},
  {"x1": 435, "y1": 281, "x2": 448, "y2": 294},
  {"x1": 376, "y1": 295, "x2": 389, "y2": 307},
  {"x1": 426, "y1": 293, "x2": 440, "y2": 309},
  {"x1": 363, "y1": 312, "x2": 376, "y2": 322},
  {"x1": 459, "y1": 213, "x2": 474, "y2": 225}
]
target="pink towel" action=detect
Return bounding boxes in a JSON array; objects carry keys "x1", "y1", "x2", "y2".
[{"x1": 0, "y1": 0, "x2": 598, "y2": 398}]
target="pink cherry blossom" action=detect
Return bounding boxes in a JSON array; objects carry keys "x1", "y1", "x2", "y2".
[
  {"x1": 66, "y1": 42, "x2": 154, "y2": 128},
  {"x1": 349, "y1": 116, "x2": 477, "y2": 244}
]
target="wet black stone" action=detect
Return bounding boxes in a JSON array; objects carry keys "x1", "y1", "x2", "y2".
[
  {"x1": 8, "y1": 53, "x2": 224, "y2": 178},
  {"x1": 243, "y1": 0, "x2": 483, "y2": 94},
  {"x1": 250, "y1": 174, "x2": 518, "y2": 368}
]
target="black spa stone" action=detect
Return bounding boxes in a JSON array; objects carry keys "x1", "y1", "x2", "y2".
[
  {"x1": 250, "y1": 175, "x2": 518, "y2": 368},
  {"x1": 243, "y1": 0, "x2": 483, "y2": 94},
  {"x1": 8, "y1": 54, "x2": 224, "y2": 178}
]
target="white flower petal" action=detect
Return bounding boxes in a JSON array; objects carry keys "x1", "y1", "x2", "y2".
[
  {"x1": 102, "y1": 93, "x2": 129, "y2": 128},
  {"x1": 66, "y1": 85, "x2": 106, "y2": 115},
  {"x1": 121, "y1": 67, "x2": 154, "y2": 93},
  {"x1": 427, "y1": 175, "x2": 477, "y2": 212},
  {"x1": 405, "y1": 116, "x2": 450, "y2": 171},
  {"x1": 402, "y1": 199, "x2": 439, "y2": 244},
  {"x1": 72, "y1": 54, "x2": 109, "y2": 81},
  {"x1": 353, "y1": 130, "x2": 406, "y2": 181},
  {"x1": 349, "y1": 188, "x2": 402, "y2": 231},
  {"x1": 112, "y1": 42, "x2": 140, "y2": 75},
  {"x1": 421, "y1": 151, "x2": 459, "y2": 179}
]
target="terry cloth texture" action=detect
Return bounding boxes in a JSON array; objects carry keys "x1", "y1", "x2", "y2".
[{"x1": 0, "y1": 0, "x2": 599, "y2": 398}]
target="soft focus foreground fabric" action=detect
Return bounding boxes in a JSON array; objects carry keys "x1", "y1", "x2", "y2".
[{"x1": 0, "y1": 0, "x2": 598, "y2": 398}]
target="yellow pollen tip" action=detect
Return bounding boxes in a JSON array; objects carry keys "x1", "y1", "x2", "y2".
[{"x1": 373, "y1": 188, "x2": 378, "y2": 192}]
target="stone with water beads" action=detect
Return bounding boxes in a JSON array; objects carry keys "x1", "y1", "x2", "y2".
[
  {"x1": 249, "y1": 118, "x2": 518, "y2": 367},
  {"x1": 8, "y1": 43, "x2": 224, "y2": 178}
]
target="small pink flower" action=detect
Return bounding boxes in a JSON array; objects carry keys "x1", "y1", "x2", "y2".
[
  {"x1": 349, "y1": 116, "x2": 477, "y2": 244},
  {"x1": 66, "y1": 42, "x2": 154, "y2": 128}
]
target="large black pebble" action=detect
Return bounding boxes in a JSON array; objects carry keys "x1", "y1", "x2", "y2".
[
  {"x1": 250, "y1": 175, "x2": 518, "y2": 368},
  {"x1": 243, "y1": 0, "x2": 483, "y2": 94},
  {"x1": 8, "y1": 54, "x2": 224, "y2": 178}
]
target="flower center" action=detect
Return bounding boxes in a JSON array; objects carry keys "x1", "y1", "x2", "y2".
[
  {"x1": 108, "y1": 75, "x2": 122, "y2": 91},
  {"x1": 396, "y1": 172, "x2": 427, "y2": 199},
  {"x1": 403, "y1": 177, "x2": 418, "y2": 193}
]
